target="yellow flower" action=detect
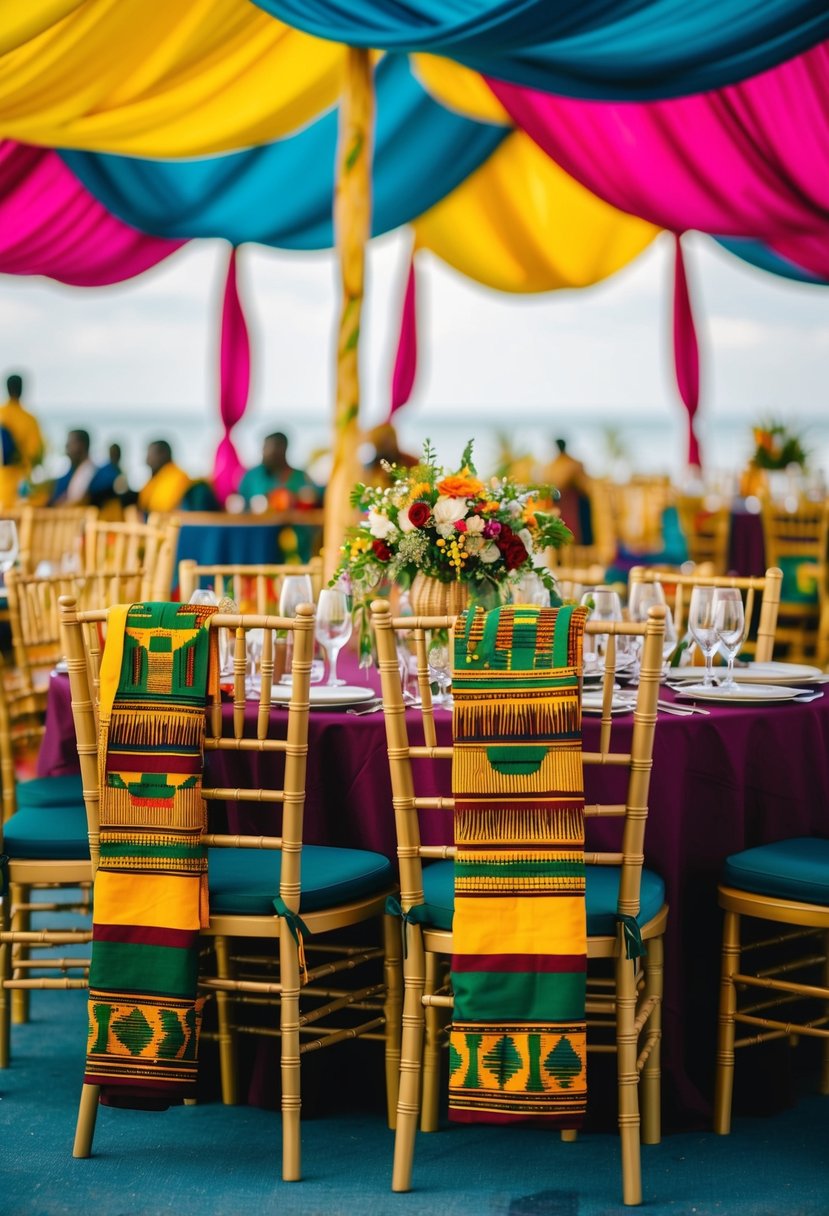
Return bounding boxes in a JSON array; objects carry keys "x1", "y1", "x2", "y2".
[
  {"x1": 408, "y1": 480, "x2": 431, "y2": 500},
  {"x1": 482, "y1": 500, "x2": 500, "y2": 513}
]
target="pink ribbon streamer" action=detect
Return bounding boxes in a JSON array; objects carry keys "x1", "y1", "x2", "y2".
[
  {"x1": 213, "y1": 246, "x2": 250, "y2": 504},
  {"x1": 0, "y1": 141, "x2": 182, "y2": 284},
  {"x1": 389, "y1": 253, "x2": 418, "y2": 417},
  {"x1": 673, "y1": 236, "x2": 701, "y2": 468}
]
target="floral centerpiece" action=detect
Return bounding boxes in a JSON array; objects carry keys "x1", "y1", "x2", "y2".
[
  {"x1": 751, "y1": 420, "x2": 808, "y2": 470},
  {"x1": 335, "y1": 440, "x2": 573, "y2": 660}
]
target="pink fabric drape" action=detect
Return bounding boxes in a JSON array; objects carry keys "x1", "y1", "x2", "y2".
[
  {"x1": 488, "y1": 42, "x2": 829, "y2": 278},
  {"x1": 0, "y1": 142, "x2": 182, "y2": 284},
  {"x1": 673, "y1": 237, "x2": 701, "y2": 468},
  {"x1": 213, "y1": 246, "x2": 250, "y2": 504},
  {"x1": 389, "y1": 253, "x2": 418, "y2": 417}
]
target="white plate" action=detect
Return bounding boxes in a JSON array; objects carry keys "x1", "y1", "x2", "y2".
[
  {"x1": 269, "y1": 683, "x2": 376, "y2": 708},
  {"x1": 581, "y1": 691, "x2": 633, "y2": 715},
  {"x1": 673, "y1": 682, "x2": 806, "y2": 704},
  {"x1": 666, "y1": 661, "x2": 824, "y2": 686}
]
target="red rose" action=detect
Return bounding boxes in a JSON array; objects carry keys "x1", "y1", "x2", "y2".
[
  {"x1": 495, "y1": 523, "x2": 515, "y2": 552},
  {"x1": 407, "y1": 501, "x2": 430, "y2": 528},
  {"x1": 503, "y1": 538, "x2": 528, "y2": 571},
  {"x1": 372, "y1": 539, "x2": 392, "y2": 562}
]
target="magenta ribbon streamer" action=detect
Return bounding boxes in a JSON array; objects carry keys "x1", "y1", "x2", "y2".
[
  {"x1": 487, "y1": 41, "x2": 829, "y2": 279},
  {"x1": 0, "y1": 141, "x2": 182, "y2": 284},
  {"x1": 672, "y1": 236, "x2": 701, "y2": 468},
  {"x1": 212, "y1": 246, "x2": 251, "y2": 504},
  {"x1": 389, "y1": 252, "x2": 418, "y2": 417}
]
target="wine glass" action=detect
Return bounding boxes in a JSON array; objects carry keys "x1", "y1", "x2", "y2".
[
  {"x1": 687, "y1": 586, "x2": 719, "y2": 687},
  {"x1": 315, "y1": 588, "x2": 352, "y2": 686},
  {"x1": 627, "y1": 581, "x2": 666, "y2": 679},
  {"x1": 278, "y1": 574, "x2": 314, "y2": 680},
  {"x1": 427, "y1": 638, "x2": 452, "y2": 709},
  {"x1": 245, "y1": 628, "x2": 264, "y2": 698},
  {"x1": 713, "y1": 589, "x2": 745, "y2": 691},
  {"x1": 580, "y1": 587, "x2": 623, "y2": 670},
  {"x1": 0, "y1": 519, "x2": 19, "y2": 580}
]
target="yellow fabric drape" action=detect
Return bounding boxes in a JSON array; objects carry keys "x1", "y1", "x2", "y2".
[
  {"x1": 412, "y1": 53, "x2": 511, "y2": 125},
  {"x1": 414, "y1": 130, "x2": 659, "y2": 293},
  {"x1": 0, "y1": 0, "x2": 343, "y2": 156}
]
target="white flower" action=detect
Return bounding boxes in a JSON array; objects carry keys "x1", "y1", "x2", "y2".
[
  {"x1": 480, "y1": 542, "x2": 501, "y2": 563},
  {"x1": 367, "y1": 510, "x2": 398, "y2": 540},
  {"x1": 433, "y1": 495, "x2": 468, "y2": 527},
  {"x1": 465, "y1": 514, "x2": 485, "y2": 534},
  {"x1": 518, "y1": 528, "x2": 534, "y2": 553},
  {"x1": 464, "y1": 534, "x2": 484, "y2": 555},
  {"x1": 398, "y1": 508, "x2": 417, "y2": 534},
  {"x1": 436, "y1": 521, "x2": 456, "y2": 539},
  {"x1": 506, "y1": 500, "x2": 523, "y2": 518}
]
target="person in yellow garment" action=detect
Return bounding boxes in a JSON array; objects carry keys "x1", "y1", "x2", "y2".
[
  {"x1": 138, "y1": 439, "x2": 219, "y2": 515},
  {"x1": 0, "y1": 373, "x2": 45, "y2": 508}
]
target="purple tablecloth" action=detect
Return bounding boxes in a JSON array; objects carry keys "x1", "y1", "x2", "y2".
[
  {"x1": 728, "y1": 508, "x2": 766, "y2": 576},
  {"x1": 40, "y1": 660, "x2": 829, "y2": 1120}
]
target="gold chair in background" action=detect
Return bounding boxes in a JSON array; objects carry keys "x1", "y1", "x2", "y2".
[
  {"x1": 675, "y1": 496, "x2": 731, "y2": 574},
  {"x1": 628, "y1": 566, "x2": 782, "y2": 662},
  {"x1": 16, "y1": 505, "x2": 91, "y2": 574},
  {"x1": 371, "y1": 600, "x2": 667, "y2": 1206},
  {"x1": 713, "y1": 838, "x2": 829, "y2": 1134},
  {"x1": 178, "y1": 555, "x2": 323, "y2": 611},
  {"x1": 83, "y1": 508, "x2": 179, "y2": 599},
  {"x1": 60, "y1": 597, "x2": 400, "y2": 1180},
  {"x1": 761, "y1": 498, "x2": 829, "y2": 662}
]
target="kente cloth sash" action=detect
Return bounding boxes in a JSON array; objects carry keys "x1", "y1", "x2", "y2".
[
  {"x1": 85, "y1": 602, "x2": 218, "y2": 1109},
  {"x1": 449, "y1": 603, "x2": 588, "y2": 1125}
]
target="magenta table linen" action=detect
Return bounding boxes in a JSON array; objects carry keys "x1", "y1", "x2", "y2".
[
  {"x1": 489, "y1": 42, "x2": 829, "y2": 279},
  {"x1": 0, "y1": 142, "x2": 182, "y2": 285},
  {"x1": 673, "y1": 237, "x2": 701, "y2": 467},
  {"x1": 213, "y1": 246, "x2": 251, "y2": 504},
  {"x1": 389, "y1": 254, "x2": 418, "y2": 416}
]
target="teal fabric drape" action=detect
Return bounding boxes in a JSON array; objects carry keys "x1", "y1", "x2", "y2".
[{"x1": 251, "y1": 0, "x2": 829, "y2": 99}]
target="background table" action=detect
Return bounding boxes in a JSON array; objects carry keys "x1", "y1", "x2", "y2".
[{"x1": 40, "y1": 662, "x2": 829, "y2": 1122}]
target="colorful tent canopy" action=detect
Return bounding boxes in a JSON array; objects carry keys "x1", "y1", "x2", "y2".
[{"x1": 253, "y1": 0, "x2": 829, "y2": 99}]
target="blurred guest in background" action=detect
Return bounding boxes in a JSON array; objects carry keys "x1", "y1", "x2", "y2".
[
  {"x1": 0, "y1": 373, "x2": 45, "y2": 507},
  {"x1": 49, "y1": 430, "x2": 97, "y2": 505},
  {"x1": 543, "y1": 437, "x2": 593, "y2": 545},
  {"x1": 138, "y1": 440, "x2": 218, "y2": 514},
  {"x1": 238, "y1": 432, "x2": 319, "y2": 511},
  {"x1": 362, "y1": 422, "x2": 417, "y2": 486}
]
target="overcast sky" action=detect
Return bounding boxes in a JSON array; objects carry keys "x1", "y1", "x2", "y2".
[{"x1": 0, "y1": 228, "x2": 826, "y2": 477}]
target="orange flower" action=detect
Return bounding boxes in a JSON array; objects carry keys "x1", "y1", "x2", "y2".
[
  {"x1": 437, "y1": 472, "x2": 485, "y2": 499},
  {"x1": 522, "y1": 498, "x2": 537, "y2": 526},
  {"x1": 482, "y1": 500, "x2": 500, "y2": 513}
]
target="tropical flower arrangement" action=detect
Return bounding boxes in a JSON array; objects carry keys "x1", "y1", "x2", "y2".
[
  {"x1": 335, "y1": 440, "x2": 573, "y2": 657},
  {"x1": 751, "y1": 420, "x2": 808, "y2": 470}
]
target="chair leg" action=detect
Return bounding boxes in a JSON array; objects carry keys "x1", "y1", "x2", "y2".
[
  {"x1": 383, "y1": 913, "x2": 403, "y2": 1130},
  {"x1": 641, "y1": 935, "x2": 663, "y2": 1145},
  {"x1": 560, "y1": 1129, "x2": 578, "y2": 1142},
  {"x1": 73, "y1": 1083, "x2": 101, "y2": 1158},
  {"x1": 213, "y1": 935, "x2": 238, "y2": 1106},
  {"x1": 821, "y1": 930, "x2": 829, "y2": 1097},
  {"x1": 392, "y1": 927, "x2": 426, "y2": 1193},
  {"x1": 0, "y1": 896, "x2": 10, "y2": 1068},
  {"x1": 279, "y1": 922, "x2": 302, "y2": 1183},
  {"x1": 615, "y1": 951, "x2": 642, "y2": 1207},
  {"x1": 10, "y1": 884, "x2": 31, "y2": 1024},
  {"x1": 713, "y1": 909, "x2": 740, "y2": 1135},
  {"x1": 420, "y1": 951, "x2": 442, "y2": 1133}
]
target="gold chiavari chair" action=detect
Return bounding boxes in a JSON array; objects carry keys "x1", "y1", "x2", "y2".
[
  {"x1": 5, "y1": 568, "x2": 147, "y2": 716},
  {"x1": 675, "y1": 495, "x2": 731, "y2": 574},
  {"x1": 713, "y1": 838, "x2": 829, "y2": 1134},
  {"x1": 84, "y1": 508, "x2": 180, "y2": 600},
  {"x1": 761, "y1": 498, "x2": 829, "y2": 663},
  {"x1": 549, "y1": 563, "x2": 609, "y2": 602},
  {"x1": 628, "y1": 565, "x2": 782, "y2": 662},
  {"x1": 59, "y1": 597, "x2": 401, "y2": 1180},
  {"x1": 178, "y1": 555, "x2": 323, "y2": 612},
  {"x1": 16, "y1": 504, "x2": 91, "y2": 574},
  {"x1": 371, "y1": 600, "x2": 667, "y2": 1206}
]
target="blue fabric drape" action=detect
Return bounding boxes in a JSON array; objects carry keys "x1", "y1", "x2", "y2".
[
  {"x1": 59, "y1": 56, "x2": 506, "y2": 248},
  {"x1": 716, "y1": 238, "x2": 828, "y2": 285},
  {"x1": 251, "y1": 1, "x2": 829, "y2": 100}
]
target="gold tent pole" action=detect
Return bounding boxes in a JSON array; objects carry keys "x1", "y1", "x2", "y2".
[{"x1": 323, "y1": 47, "x2": 374, "y2": 582}]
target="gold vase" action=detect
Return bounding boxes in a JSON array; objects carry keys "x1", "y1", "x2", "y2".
[{"x1": 409, "y1": 572, "x2": 470, "y2": 617}]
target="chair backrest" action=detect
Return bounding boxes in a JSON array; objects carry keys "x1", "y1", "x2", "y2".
[
  {"x1": 608, "y1": 477, "x2": 674, "y2": 552},
  {"x1": 628, "y1": 565, "x2": 782, "y2": 662},
  {"x1": 675, "y1": 495, "x2": 731, "y2": 573},
  {"x1": 17, "y1": 504, "x2": 91, "y2": 573},
  {"x1": 178, "y1": 556, "x2": 323, "y2": 613},
  {"x1": 6, "y1": 569, "x2": 148, "y2": 700},
  {"x1": 548, "y1": 563, "x2": 609, "y2": 603},
  {"x1": 58, "y1": 597, "x2": 314, "y2": 905},
  {"x1": 761, "y1": 498, "x2": 828, "y2": 608},
  {"x1": 371, "y1": 600, "x2": 665, "y2": 932},
  {"x1": 84, "y1": 508, "x2": 179, "y2": 600},
  {"x1": 0, "y1": 653, "x2": 43, "y2": 825}
]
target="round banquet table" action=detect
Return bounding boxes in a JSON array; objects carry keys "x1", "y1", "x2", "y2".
[{"x1": 39, "y1": 656, "x2": 829, "y2": 1122}]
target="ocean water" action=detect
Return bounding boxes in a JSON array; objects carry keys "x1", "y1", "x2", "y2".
[{"x1": 32, "y1": 403, "x2": 829, "y2": 494}]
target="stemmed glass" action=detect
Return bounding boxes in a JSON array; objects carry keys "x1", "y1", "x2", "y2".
[
  {"x1": 245, "y1": 628, "x2": 264, "y2": 698},
  {"x1": 580, "y1": 587, "x2": 623, "y2": 671},
  {"x1": 0, "y1": 518, "x2": 19, "y2": 583},
  {"x1": 427, "y1": 638, "x2": 452, "y2": 709},
  {"x1": 687, "y1": 586, "x2": 719, "y2": 688},
  {"x1": 627, "y1": 581, "x2": 665, "y2": 679},
  {"x1": 713, "y1": 589, "x2": 745, "y2": 691},
  {"x1": 315, "y1": 588, "x2": 352, "y2": 686},
  {"x1": 278, "y1": 574, "x2": 314, "y2": 681}
]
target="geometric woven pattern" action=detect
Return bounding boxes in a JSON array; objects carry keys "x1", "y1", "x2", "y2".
[
  {"x1": 449, "y1": 603, "x2": 588, "y2": 1125},
  {"x1": 84, "y1": 602, "x2": 217, "y2": 1109}
]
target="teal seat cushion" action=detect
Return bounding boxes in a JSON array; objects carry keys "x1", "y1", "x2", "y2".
[
  {"x1": 421, "y1": 860, "x2": 666, "y2": 935},
  {"x1": 777, "y1": 555, "x2": 819, "y2": 605},
  {"x1": 722, "y1": 838, "x2": 829, "y2": 905},
  {"x1": 208, "y1": 845, "x2": 395, "y2": 916},
  {"x1": 4, "y1": 804, "x2": 90, "y2": 860},
  {"x1": 16, "y1": 773, "x2": 84, "y2": 809}
]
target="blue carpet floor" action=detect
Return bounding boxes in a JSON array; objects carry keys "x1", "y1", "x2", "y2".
[{"x1": 1, "y1": 908, "x2": 828, "y2": 1215}]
